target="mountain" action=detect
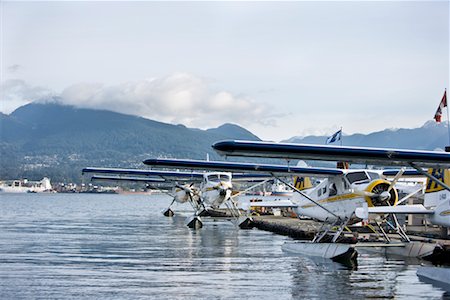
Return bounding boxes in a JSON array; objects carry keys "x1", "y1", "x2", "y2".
[
  {"x1": 206, "y1": 123, "x2": 259, "y2": 141},
  {"x1": 1, "y1": 101, "x2": 448, "y2": 183},
  {"x1": 0, "y1": 102, "x2": 260, "y2": 182},
  {"x1": 284, "y1": 121, "x2": 448, "y2": 151}
]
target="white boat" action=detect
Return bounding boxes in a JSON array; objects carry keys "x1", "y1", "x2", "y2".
[
  {"x1": 270, "y1": 180, "x2": 293, "y2": 197},
  {"x1": 0, "y1": 177, "x2": 53, "y2": 193}
]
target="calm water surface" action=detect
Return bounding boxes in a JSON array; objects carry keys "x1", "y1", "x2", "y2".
[{"x1": 0, "y1": 193, "x2": 448, "y2": 299}]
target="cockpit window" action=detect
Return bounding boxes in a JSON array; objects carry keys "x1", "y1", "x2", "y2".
[
  {"x1": 345, "y1": 171, "x2": 370, "y2": 184},
  {"x1": 207, "y1": 175, "x2": 220, "y2": 182},
  {"x1": 206, "y1": 174, "x2": 230, "y2": 182},
  {"x1": 367, "y1": 172, "x2": 380, "y2": 180},
  {"x1": 221, "y1": 174, "x2": 231, "y2": 182}
]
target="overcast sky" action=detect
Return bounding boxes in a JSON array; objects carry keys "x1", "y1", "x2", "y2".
[{"x1": 1, "y1": 1, "x2": 449, "y2": 141}]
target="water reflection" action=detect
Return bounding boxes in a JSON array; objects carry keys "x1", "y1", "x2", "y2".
[
  {"x1": 0, "y1": 193, "x2": 447, "y2": 299},
  {"x1": 288, "y1": 252, "x2": 446, "y2": 299}
]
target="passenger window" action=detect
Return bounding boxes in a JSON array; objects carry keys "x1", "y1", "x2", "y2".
[{"x1": 329, "y1": 184, "x2": 337, "y2": 196}]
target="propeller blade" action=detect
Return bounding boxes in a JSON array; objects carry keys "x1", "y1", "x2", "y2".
[
  {"x1": 387, "y1": 168, "x2": 405, "y2": 192},
  {"x1": 354, "y1": 189, "x2": 376, "y2": 198}
]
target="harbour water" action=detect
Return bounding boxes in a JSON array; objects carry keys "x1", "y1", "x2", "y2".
[{"x1": 0, "y1": 193, "x2": 448, "y2": 299}]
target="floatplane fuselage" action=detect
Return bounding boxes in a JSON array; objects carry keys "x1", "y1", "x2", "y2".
[{"x1": 291, "y1": 169, "x2": 398, "y2": 224}]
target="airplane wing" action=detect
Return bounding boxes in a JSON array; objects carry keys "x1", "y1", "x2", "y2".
[
  {"x1": 83, "y1": 167, "x2": 274, "y2": 183},
  {"x1": 212, "y1": 140, "x2": 450, "y2": 169},
  {"x1": 382, "y1": 169, "x2": 423, "y2": 176},
  {"x1": 142, "y1": 158, "x2": 344, "y2": 177},
  {"x1": 240, "y1": 200, "x2": 297, "y2": 210},
  {"x1": 82, "y1": 167, "x2": 204, "y2": 181},
  {"x1": 91, "y1": 175, "x2": 166, "y2": 183},
  {"x1": 355, "y1": 204, "x2": 434, "y2": 219},
  {"x1": 231, "y1": 174, "x2": 274, "y2": 182}
]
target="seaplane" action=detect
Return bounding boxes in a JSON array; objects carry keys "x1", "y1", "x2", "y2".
[
  {"x1": 140, "y1": 141, "x2": 450, "y2": 262},
  {"x1": 82, "y1": 167, "x2": 272, "y2": 229}
]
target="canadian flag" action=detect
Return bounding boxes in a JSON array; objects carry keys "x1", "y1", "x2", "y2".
[{"x1": 434, "y1": 90, "x2": 447, "y2": 123}]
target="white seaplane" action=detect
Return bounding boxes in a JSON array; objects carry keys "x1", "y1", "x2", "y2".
[
  {"x1": 141, "y1": 141, "x2": 450, "y2": 262},
  {"x1": 82, "y1": 167, "x2": 271, "y2": 229}
]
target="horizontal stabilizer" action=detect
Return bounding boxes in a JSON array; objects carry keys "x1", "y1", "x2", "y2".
[
  {"x1": 355, "y1": 204, "x2": 433, "y2": 219},
  {"x1": 240, "y1": 200, "x2": 297, "y2": 210}
]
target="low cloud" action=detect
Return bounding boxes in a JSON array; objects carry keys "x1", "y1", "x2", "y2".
[
  {"x1": 60, "y1": 73, "x2": 279, "y2": 128},
  {"x1": 0, "y1": 79, "x2": 54, "y2": 114},
  {"x1": 7, "y1": 64, "x2": 21, "y2": 73}
]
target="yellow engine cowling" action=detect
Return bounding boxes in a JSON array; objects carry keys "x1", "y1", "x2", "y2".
[{"x1": 364, "y1": 179, "x2": 398, "y2": 207}]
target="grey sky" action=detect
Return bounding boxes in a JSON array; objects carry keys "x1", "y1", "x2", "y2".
[{"x1": 1, "y1": 1, "x2": 449, "y2": 141}]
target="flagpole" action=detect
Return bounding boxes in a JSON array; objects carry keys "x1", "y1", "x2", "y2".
[{"x1": 446, "y1": 89, "x2": 450, "y2": 145}]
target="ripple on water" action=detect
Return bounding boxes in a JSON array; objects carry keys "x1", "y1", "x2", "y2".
[{"x1": 0, "y1": 193, "x2": 447, "y2": 299}]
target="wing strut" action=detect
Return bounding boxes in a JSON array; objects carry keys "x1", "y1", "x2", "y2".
[
  {"x1": 271, "y1": 173, "x2": 340, "y2": 219},
  {"x1": 409, "y1": 163, "x2": 450, "y2": 192},
  {"x1": 230, "y1": 178, "x2": 273, "y2": 201}
]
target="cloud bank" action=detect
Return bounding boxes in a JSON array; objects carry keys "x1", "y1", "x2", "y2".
[
  {"x1": 1, "y1": 79, "x2": 54, "y2": 114},
  {"x1": 59, "y1": 73, "x2": 278, "y2": 128},
  {"x1": 1, "y1": 73, "x2": 278, "y2": 129}
]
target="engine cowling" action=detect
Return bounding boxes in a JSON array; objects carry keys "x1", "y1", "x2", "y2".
[{"x1": 364, "y1": 179, "x2": 398, "y2": 207}]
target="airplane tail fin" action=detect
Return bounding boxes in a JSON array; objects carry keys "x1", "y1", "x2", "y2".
[
  {"x1": 424, "y1": 169, "x2": 450, "y2": 208},
  {"x1": 336, "y1": 161, "x2": 349, "y2": 169},
  {"x1": 293, "y1": 176, "x2": 313, "y2": 191}
]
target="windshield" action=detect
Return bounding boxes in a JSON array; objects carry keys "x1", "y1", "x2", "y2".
[
  {"x1": 367, "y1": 172, "x2": 380, "y2": 180},
  {"x1": 206, "y1": 174, "x2": 230, "y2": 183},
  {"x1": 207, "y1": 175, "x2": 220, "y2": 182},
  {"x1": 220, "y1": 174, "x2": 231, "y2": 182},
  {"x1": 345, "y1": 171, "x2": 370, "y2": 184}
]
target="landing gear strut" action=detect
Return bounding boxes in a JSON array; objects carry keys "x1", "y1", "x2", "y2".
[{"x1": 162, "y1": 199, "x2": 176, "y2": 217}]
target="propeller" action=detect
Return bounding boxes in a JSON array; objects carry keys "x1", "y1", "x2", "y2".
[
  {"x1": 354, "y1": 168, "x2": 405, "y2": 206},
  {"x1": 176, "y1": 182, "x2": 195, "y2": 193},
  {"x1": 354, "y1": 188, "x2": 391, "y2": 203},
  {"x1": 211, "y1": 181, "x2": 231, "y2": 196},
  {"x1": 175, "y1": 183, "x2": 204, "y2": 210}
]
